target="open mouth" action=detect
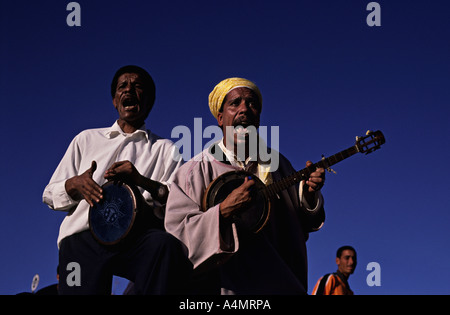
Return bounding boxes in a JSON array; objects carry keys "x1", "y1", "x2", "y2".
[{"x1": 122, "y1": 97, "x2": 139, "y2": 111}]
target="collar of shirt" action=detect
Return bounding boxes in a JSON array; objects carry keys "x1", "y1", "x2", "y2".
[
  {"x1": 217, "y1": 138, "x2": 273, "y2": 185},
  {"x1": 218, "y1": 138, "x2": 254, "y2": 169},
  {"x1": 335, "y1": 270, "x2": 352, "y2": 291},
  {"x1": 104, "y1": 120, "x2": 150, "y2": 141}
]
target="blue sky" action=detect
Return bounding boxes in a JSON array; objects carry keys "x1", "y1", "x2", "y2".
[{"x1": 1, "y1": 0, "x2": 449, "y2": 295}]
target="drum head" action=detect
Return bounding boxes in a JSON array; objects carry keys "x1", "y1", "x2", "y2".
[
  {"x1": 204, "y1": 170, "x2": 270, "y2": 233},
  {"x1": 89, "y1": 182, "x2": 137, "y2": 245}
]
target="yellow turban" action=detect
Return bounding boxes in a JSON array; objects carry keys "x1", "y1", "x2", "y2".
[{"x1": 208, "y1": 77, "x2": 262, "y2": 119}]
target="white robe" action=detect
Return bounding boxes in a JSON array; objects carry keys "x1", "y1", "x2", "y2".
[{"x1": 165, "y1": 144, "x2": 325, "y2": 294}]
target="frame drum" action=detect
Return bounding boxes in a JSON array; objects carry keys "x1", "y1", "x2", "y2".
[
  {"x1": 202, "y1": 170, "x2": 271, "y2": 233},
  {"x1": 89, "y1": 182, "x2": 155, "y2": 246}
]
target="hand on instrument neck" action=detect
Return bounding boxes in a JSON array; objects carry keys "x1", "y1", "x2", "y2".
[{"x1": 302, "y1": 160, "x2": 325, "y2": 207}]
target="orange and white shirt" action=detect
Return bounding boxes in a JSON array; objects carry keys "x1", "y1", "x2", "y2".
[{"x1": 311, "y1": 272, "x2": 354, "y2": 295}]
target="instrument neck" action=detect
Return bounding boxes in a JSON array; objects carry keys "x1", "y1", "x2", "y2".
[{"x1": 265, "y1": 145, "x2": 359, "y2": 198}]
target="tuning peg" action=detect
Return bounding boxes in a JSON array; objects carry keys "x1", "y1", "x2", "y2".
[{"x1": 366, "y1": 130, "x2": 373, "y2": 136}]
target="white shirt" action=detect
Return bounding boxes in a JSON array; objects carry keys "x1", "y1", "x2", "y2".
[
  {"x1": 43, "y1": 121, "x2": 183, "y2": 247},
  {"x1": 218, "y1": 138, "x2": 273, "y2": 184}
]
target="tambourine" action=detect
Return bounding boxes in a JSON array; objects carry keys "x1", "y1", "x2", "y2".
[
  {"x1": 89, "y1": 182, "x2": 163, "y2": 246},
  {"x1": 202, "y1": 170, "x2": 271, "y2": 233}
]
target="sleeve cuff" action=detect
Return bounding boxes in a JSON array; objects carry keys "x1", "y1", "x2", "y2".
[
  {"x1": 47, "y1": 180, "x2": 78, "y2": 210},
  {"x1": 299, "y1": 181, "x2": 324, "y2": 213}
]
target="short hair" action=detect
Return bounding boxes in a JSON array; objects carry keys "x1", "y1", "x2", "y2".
[
  {"x1": 336, "y1": 245, "x2": 356, "y2": 258},
  {"x1": 110, "y1": 65, "x2": 156, "y2": 113}
]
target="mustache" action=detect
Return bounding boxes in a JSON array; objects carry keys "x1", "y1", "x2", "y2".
[
  {"x1": 121, "y1": 93, "x2": 138, "y2": 100},
  {"x1": 233, "y1": 116, "x2": 259, "y2": 127}
]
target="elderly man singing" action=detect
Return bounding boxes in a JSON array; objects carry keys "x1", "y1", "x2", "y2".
[
  {"x1": 165, "y1": 77, "x2": 326, "y2": 294},
  {"x1": 43, "y1": 65, "x2": 192, "y2": 295}
]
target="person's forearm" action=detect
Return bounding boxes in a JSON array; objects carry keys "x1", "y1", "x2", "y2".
[{"x1": 136, "y1": 175, "x2": 169, "y2": 203}]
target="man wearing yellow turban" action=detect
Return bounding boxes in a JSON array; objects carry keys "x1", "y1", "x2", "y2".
[
  {"x1": 165, "y1": 77, "x2": 326, "y2": 294},
  {"x1": 208, "y1": 77, "x2": 263, "y2": 120}
]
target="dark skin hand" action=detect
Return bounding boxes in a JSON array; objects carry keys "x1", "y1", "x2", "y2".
[
  {"x1": 103, "y1": 160, "x2": 142, "y2": 185},
  {"x1": 219, "y1": 176, "x2": 256, "y2": 219},
  {"x1": 303, "y1": 160, "x2": 326, "y2": 206},
  {"x1": 219, "y1": 161, "x2": 325, "y2": 219},
  {"x1": 104, "y1": 160, "x2": 169, "y2": 203},
  {"x1": 65, "y1": 160, "x2": 168, "y2": 207},
  {"x1": 65, "y1": 161, "x2": 103, "y2": 207}
]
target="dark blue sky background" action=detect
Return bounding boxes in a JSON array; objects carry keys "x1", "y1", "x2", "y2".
[{"x1": 1, "y1": 0, "x2": 449, "y2": 294}]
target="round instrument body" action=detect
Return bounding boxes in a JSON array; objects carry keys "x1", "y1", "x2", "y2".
[
  {"x1": 89, "y1": 182, "x2": 141, "y2": 246},
  {"x1": 202, "y1": 170, "x2": 271, "y2": 233}
]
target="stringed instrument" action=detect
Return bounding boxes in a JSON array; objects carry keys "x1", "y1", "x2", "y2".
[{"x1": 201, "y1": 130, "x2": 385, "y2": 233}]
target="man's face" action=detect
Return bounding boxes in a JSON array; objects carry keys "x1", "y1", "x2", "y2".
[
  {"x1": 217, "y1": 87, "x2": 261, "y2": 147},
  {"x1": 336, "y1": 249, "x2": 357, "y2": 276},
  {"x1": 112, "y1": 73, "x2": 151, "y2": 128}
]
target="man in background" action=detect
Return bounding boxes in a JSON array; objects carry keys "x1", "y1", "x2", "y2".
[{"x1": 312, "y1": 245, "x2": 357, "y2": 295}]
